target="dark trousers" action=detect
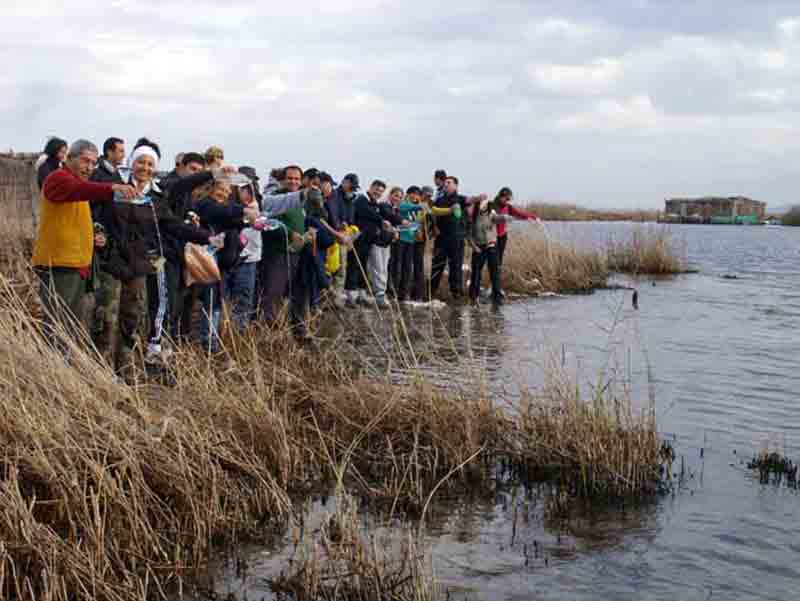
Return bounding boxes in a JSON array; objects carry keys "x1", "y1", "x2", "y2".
[
  {"x1": 345, "y1": 239, "x2": 371, "y2": 292},
  {"x1": 146, "y1": 260, "x2": 180, "y2": 353},
  {"x1": 259, "y1": 251, "x2": 290, "y2": 323},
  {"x1": 289, "y1": 252, "x2": 310, "y2": 337},
  {"x1": 36, "y1": 267, "x2": 87, "y2": 341},
  {"x1": 430, "y1": 236, "x2": 465, "y2": 296},
  {"x1": 496, "y1": 234, "x2": 508, "y2": 294},
  {"x1": 388, "y1": 243, "x2": 401, "y2": 296},
  {"x1": 469, "y1": 244, "x2": 501, "y2": 301},
  {"x1": 177, "y1": 284, "x2": 197, "y2": 342},
  {"x1": 397, "y1": 242, "x2": 425, "y2": 301}
]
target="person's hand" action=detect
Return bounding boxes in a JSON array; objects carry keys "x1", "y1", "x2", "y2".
[
  {"x1": 94, "y1": 232, "x2": 106, "y2": 248},
  {"x1": 400, "y1": 219, "x2": 410, "y2": 227},
  {"x1": 222, "y1": 165, "x2": 237, "y2": 175},
  {"x1": 208, "y1": 234, "x2": 225, "y2": 249},
  {"x1": 112, "y1": 184, "x2": 137, "y2": 200},
  {"x1": 304, "y1": 187, "x2": 323, "y2": 209},
  {"x1": 243, "y1": 203, "x2": 259, "y2": 223},
  {"x1": 382, "y1": 220, "x2": 392, "y2": 230}
]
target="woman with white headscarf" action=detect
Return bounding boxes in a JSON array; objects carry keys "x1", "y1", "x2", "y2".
[{"x1": 107, "y1": 138, "x2": 217, "y2": 380}]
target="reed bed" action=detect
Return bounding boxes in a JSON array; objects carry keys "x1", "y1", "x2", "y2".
[
  {"x1": 499, "y1": 234, "x2": 609, "y2": 294},
  {"x1": 523, "y1": 203, "x2": 660, "y2": 223},
  {"x1": 0, "y1": 205, "x2": 670, "y2": 599},
  {"x1": 606, "y1": 226, "x2": 688, "y2": 275}
]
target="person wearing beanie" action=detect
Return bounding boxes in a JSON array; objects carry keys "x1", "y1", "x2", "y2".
[{"x1": 108, "y1": 139, "x2": 219, "y2": 376}]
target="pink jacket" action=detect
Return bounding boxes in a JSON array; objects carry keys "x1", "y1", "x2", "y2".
[{"x1": 496, "y1": 204, "x2": 537, "y2": 237}]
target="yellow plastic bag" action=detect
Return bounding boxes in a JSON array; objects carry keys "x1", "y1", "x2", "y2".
[{"x1": 326, "y1": 242, "x2": 340, "y2": 275}]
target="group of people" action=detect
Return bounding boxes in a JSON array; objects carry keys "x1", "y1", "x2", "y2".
[{"x1": 31, "y1": 136, "x2": 539, "y2": 380}]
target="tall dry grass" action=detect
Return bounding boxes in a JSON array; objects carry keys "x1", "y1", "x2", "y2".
[
  {"x1": 607, "y1": 226, "x2": 689, "y2": 275},
  {"x1": 0, "y1": 202, "x2": 670, "y2": 599},
  {"x1": 499, "y1": 234, "x2": 609, "y2": 294}
]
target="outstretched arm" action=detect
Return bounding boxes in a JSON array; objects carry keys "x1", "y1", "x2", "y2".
[
  {"x1": 508, "y1": 204, "x2": 538, "y2": 220},
  {"x1": 262, "y1": 191, "x2": 304, "y2": 217}
]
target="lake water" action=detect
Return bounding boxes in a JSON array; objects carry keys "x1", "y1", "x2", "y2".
[{"x1": 216, "y1": 223, "x2": 800, "y2": 600}]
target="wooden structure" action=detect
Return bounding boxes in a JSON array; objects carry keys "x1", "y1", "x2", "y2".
[{"x1": 0, "y1": 152, "x2": 40, "y2": 228}]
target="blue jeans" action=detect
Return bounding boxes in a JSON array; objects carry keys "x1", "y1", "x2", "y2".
[
  {"x1": 199, "y1": 283, "x2": 222, "y2": 353},
  {"x1": 224, "y1": 261, "x2": 257, "y2": 332}
]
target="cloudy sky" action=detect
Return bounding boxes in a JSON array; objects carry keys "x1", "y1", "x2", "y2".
[{"x1": 3, "y1": 0, "x2": 800, "y2": 208}]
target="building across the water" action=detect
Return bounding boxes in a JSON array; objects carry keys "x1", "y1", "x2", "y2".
[{"x1": 663, "y1": 196, "x2": 767, "y2": 224}]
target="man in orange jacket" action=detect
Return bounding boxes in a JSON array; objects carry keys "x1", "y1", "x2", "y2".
[{"x1": 32, "y1": 139, "x2": 135, "y2": 338}]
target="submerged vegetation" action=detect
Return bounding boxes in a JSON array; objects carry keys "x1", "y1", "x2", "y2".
[{"x1": 0, "y1": 211, "x2": 673, "y2": 600}]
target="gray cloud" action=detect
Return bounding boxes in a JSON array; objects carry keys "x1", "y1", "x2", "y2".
[{"x1": 3, "y1": 0, "x2": 800, "y2": 207}]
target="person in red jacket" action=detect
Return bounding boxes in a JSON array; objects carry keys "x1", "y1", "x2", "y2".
[
  {"x1": 493, "y1": 187, "x2": 539, "y2": 296},
  {"x1": 32, "y1": 139, "x2": 135, "y2": 340}
]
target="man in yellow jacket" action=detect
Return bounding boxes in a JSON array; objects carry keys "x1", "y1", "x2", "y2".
[{"x1": 32, "y1": 139, "x2": 135, "y2": 337}]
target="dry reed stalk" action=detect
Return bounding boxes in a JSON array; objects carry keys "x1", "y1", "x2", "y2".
[
  {"x1": 498, "y1": 233, "x2": 609, "y2": 294},
  {"x1": 606, "y1": 226, "x2": 688, "y2": 275}
]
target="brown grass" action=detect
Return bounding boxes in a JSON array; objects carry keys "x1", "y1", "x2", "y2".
[
  {"x1": 499, "y1": 233, "x2": 609, "y2": 294},
  {"x1": 0, "y1": 202, "x2": 670, "y2": 599},
  {"x1": 607, "y1": 226, "x2": 689, "y2": 275},
  {"x1": 524, "y1": 203, "x2": 660, "y2": 223}
]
